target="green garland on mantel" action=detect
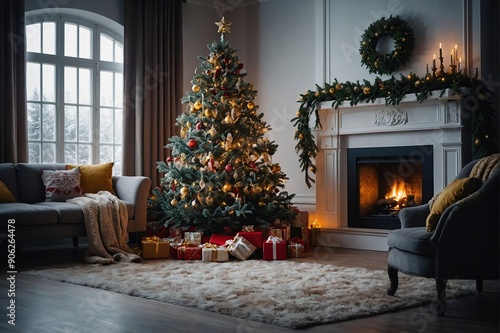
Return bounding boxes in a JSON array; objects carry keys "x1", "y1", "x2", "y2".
[{"x1": 292, "y1": 70, "x2": 498, "y2": 188}]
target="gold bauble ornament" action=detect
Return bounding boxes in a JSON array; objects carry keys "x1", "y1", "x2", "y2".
[
  {"x1": 414, "y1": 80, "x2": 422, "y2": 87},
  {"x1": 253, "y1": 185, "x2": 262, "y2": 194},
  {"x1": 193, "y1": 101, "x2": 202, "y2": 110},
  {"x1": 329, "y1": 87, "x2": 335, "y2": 94},
  {"x1": 170, "y1": 198, "x2": 178, "y2": 207},
  {"x1": 205, "y1": 196, "x2": 214, "y2": 205},
  {"x1": 204, "y1": 109, "x2": 212, "y2": 117},
  {"x1": 258, "y1": 201, "x2": 266, "y2": 207},
  {"x1": 335, "y1": 83, "x2": 343, "y2": 91},
  {"x1": 180, "y1": 186, "x2": 189, "y2": 197},
  {"x1": 247, "y1": 101, "x2": 255, "y2": 110},
  {"x1": 362, "y1": 86, "x2": 371, "y2": 95},
  {"x1": 299, "y1": 133, "x2": 305, "y2": 140},
  {"x1": 475, "y1": 138, "x2": 481, "y2": 146},
  {"x1": 223, "y1": 183, "x2": 232, "y2": 192},
  {"x1": 192, "y1": 85, "x2": 200, "y2": 92},
  {"x1": 296, "y1": 111, "x2": 300, "y2": 117}
]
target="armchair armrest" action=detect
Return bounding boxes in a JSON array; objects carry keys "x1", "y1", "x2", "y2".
[
  {"x1": 113, "y1": 176, "x2": 152, "y2": 232},
  {"x1": 397, "y1": 204, "x2": 430, "y2": 229}
]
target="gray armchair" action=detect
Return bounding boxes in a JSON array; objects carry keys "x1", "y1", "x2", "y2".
[{"x1": 386, "y1": 156, "x2": 499, "y2": 315}]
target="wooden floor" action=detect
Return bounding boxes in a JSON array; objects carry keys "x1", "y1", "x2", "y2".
[{"x1": 0, "y1": 239, "x2": 498, "y2": 333}]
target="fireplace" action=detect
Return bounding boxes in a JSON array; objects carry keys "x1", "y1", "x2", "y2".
[
  {"x1": 313, "y1": 90, "x2": 467, "y2": 250},
  {"x1": 347, "y1": 146, "x2": 434, "y2": 229}
]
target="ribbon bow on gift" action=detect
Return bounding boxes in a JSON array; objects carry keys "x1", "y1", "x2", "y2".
[
  {"x1": 242, "y1": 225, "x2": 254, "y2": 232},
  {"x1": 144, "y1": 236, "x2": 163, "y2": 242},
  {"x1": 289, "y1": 237, "x2": 305, "y2": 245},
  {"x1": 202, "y1": 243, "x2": 219, "y2": 249},
  {"x1": 266, "y1": 236, "x2": 283, "y2": 243}
]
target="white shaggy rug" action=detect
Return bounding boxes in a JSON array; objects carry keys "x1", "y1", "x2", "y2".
[{"x1": 23, "y1": 260, "x2": 476, "y2": 329}]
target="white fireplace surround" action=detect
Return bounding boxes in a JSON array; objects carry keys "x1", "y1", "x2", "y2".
[{"x1": 314, "y1": 90, "x2": 465, "y2": 251}]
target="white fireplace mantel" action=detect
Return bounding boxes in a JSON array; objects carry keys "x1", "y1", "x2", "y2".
[{"x1": 314, "y1": 90, "x2": 466, "y2": 251}]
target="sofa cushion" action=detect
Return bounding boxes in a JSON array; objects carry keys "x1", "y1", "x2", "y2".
[
  {"x1": 387, "y1": 227, "x2": 433, "y2": 255},
  {"x1": 0, "y1": 181, "x2": 16, "y2": 203},
  {"x1": 41, "y1": 167, "x2": 83, "y2": 202},
  {"x1": 34, "y1": 202, "x2": 84, "y2": 224},
  {"x1": 66, "y1": 162, "x2": 116, "y2": 195},
  {"x1": 0, "y1": 163, "x2": 19, "y2": 201},
  {"x1": 426, "y1": 177, "x2": 482, "y2": 231},
  {"x1": 16, "y1": 163, "x2": 66, "y2": 203},
  {"x1": 0, "y1": 203, "x2": 58, "y2": 226}
]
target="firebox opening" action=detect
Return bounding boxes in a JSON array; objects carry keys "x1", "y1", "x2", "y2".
[
  {"x1": 358, "y1": 162, "x2": 422, "y2": 219},
  {"x1": 348, "y1": 146, "x2": 433, "y2": 230}
]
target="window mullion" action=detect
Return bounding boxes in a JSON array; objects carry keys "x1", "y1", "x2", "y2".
[
  {"x1": 93, "y1": 24, "x2": 100, "y2": 165},
  {"x1": 57, "y1": 16, "x2": 66, "y2": 163}
]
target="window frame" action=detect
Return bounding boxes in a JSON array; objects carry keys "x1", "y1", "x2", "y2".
[{"x1": 25, "y1": 12, "x2": 124, "y2": 174}]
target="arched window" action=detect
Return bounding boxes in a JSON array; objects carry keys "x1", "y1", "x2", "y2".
[{"x1": 25, "y1": 12, "x2": 123, "y2": 174}]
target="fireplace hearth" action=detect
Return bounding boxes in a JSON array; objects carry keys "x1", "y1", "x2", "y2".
[{"x1": 347, "y1": 146, "x2": 433, "y2": 229}]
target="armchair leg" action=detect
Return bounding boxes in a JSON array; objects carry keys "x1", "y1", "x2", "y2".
[
  {"x1": 476, "y1": 279, "x2": 483, "y2": 292},
  {"x1": 435, "y1": 278, "x2": 447, "y2": 316},
  {"x1": 387, "y1": 266, "x2": 399, "y2": 296}
]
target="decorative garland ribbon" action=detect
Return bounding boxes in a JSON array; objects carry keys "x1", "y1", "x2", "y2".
[{"x1": 292, "y1": 71, "x2": 498, "y2": 188}]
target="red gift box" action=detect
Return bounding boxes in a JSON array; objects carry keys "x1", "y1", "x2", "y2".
[
  {"x1": 209, "y1": 234, "x2": 235, "y2": 246},
  {"x1": 177, "y1": 246, "x2": 202, "y2": 260},
  {"x1": 263, "y1": 236, "x2": 287, "y2": 260},
  {"x1": 237, "y1": 231, "x2": 263, "y2": 249}
]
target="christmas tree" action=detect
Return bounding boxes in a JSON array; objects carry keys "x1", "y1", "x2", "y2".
[{"x1": 149, "y1": 17, "x2": 295, "y2": 235}]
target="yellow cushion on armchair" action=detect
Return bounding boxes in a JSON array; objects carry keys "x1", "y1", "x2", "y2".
[{"x1": 426, "y1": 177, "x2": 481, "y2": 231}]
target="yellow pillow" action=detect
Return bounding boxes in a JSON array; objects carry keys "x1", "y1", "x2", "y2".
[
  {"x1": 66, "y1": 162, "x2": 115, "y2": 195},
  {"x1": 0, "y1": 181, "x2": 16, "y2": 203},
  {"x1": 426, "y1": 177, "x2": 481, "y2": 231}
]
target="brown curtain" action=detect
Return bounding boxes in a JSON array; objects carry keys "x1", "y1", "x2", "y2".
[
  {"x1": 123, "y1": 0, "x2": 184, "y2": 188},
  {"x1": 0, "y1": 0, "x2": 28, "y2": 163}
]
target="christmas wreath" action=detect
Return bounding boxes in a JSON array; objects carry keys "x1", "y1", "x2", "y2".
[{"x1": 359, "y1": 15, "x2": 415, "y2": 75}]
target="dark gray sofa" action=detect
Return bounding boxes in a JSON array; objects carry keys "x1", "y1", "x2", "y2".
[{"x1": 0, "y1": 163, "x2": 151, "y2": 243}]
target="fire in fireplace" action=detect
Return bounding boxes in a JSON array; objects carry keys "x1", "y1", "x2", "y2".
[{"x1": 347, "y1": 146, "x2": 433, "y2": 229}]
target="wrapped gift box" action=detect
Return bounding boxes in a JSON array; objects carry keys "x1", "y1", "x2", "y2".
[
  {"x1": 288, "y1": 242, "x2": 305, "y2": 258},
  {"x1": 237, "y1": 231, "x2": 263, "y2": 249},
  {"x1": 177, "y1": 246, "x2": 202, "y2": 260},
  {"x1": 226, "y1": 234, "x2": 256, "y2": 260},
  {"x1": 263, "y1": 236, "x2": 287, "y2": 260},
  {"x1": 141, "y1": 236, "x2": 170, "y2": 259},
  {"x1": 201, "y1": 244, "x2": 229, "y2": 262},
  {"x1": 290, "y1": 227, "x2": 310, "y2": 251},
  {"x1": 209, "y1": 233, "x2": 235, "y2": 246},
  {"x1": 291, "y1": 210, "x2": 309, "y2": 227},
  {"x1": 184, "y1": 232, "x2": 202, "y2": 246}
]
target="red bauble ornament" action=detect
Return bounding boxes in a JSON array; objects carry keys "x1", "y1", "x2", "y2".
[
  {"x1": 166, "y1": 156, "x2": 173, "y2": 163},
  {"x1": 195, "y1": 122, "x2": 204, "y2": 130},
  {"x1": 188, "y1": 139, "x2": 197, "y2": 148},
  {"x1": 234, "y1": 70, "x2": 240, "y2": 75},
  {"x1": 237, "y1": 63, "x2": 244, "y2": 70},
  {"x1": 225, "y1": 164, "x2": 233, "y2": 172}
]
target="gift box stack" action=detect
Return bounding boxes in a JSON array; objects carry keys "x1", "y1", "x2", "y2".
[
  {"x1": 289, "y1": 209, "x2": 310, "y2": 252},
  {"x1": 140, "y1": 221, "x2": 310, "y2": 261}
]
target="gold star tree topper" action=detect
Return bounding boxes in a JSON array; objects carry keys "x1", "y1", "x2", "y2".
[{"x1": 215, "y1": 17, "x2": 232, "y2": 34}]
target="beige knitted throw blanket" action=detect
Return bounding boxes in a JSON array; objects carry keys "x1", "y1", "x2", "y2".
[
  {"x1": 68, "y1": 191, "x2": 142, "y2": 264},
  {"x1": 469, "y1": 153, "x2": 500, "y2": 182}
]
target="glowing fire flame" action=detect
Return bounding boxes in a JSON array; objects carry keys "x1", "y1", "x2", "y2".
[{"x1": 386, "y1": 181, "x2": 407, "y2": 201}]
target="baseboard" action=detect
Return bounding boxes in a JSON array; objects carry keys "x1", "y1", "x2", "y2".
[{"x1": 317, "y1": 227, "x2": 390, "y2": 252}]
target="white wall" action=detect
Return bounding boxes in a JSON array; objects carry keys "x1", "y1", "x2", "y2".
[{"x1": 182, "y1": 0, "x2": 498, "y2": 213}]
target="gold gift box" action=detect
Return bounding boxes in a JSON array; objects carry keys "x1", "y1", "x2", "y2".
[
  {"x1": 226, "y1": 234, "x2": 256, "y2": 260},
  {"x1": 201, "y1": 244, "x2": 229, "y2": 262},
  {"x1": 141, "y1": 237, "x2": 170, "y2": 259},
  {"x1": 184, "y1": 231, "x2": 202, "y2": 246}
]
